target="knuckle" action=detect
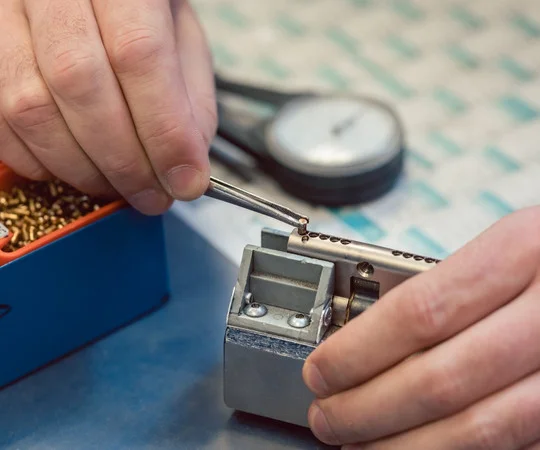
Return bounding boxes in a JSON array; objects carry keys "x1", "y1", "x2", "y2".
[
  {"x1": 145, "y1": 119, "x2": 183, "y2": 143},
  {"x1": 139, "y1": 116, "x2": 193, "y2": 156},
  {"x1": 467, "y1": 412, "x2": 509, "y2": 450},
  {"x1": 72, "y1": 171, "x2": 112, "y2": 197},
  {"x1": 108, "y1": 27, "x2": 163, "y2": 74},
  {"x1": 24, "y1": 164, "x2": 51, "y2": 181},
  {"x1": 47, "y1": 49, "x2": 104, "y2": 102},
  {"x1": 403, "y1": 279, "x2": 448, "y2": 344},
  {"x1": 420, "y1": 360, "x2": 464, "y2": 416},
  {"x1": 3, "y1": 86, "x2": 58, "y2": 131},
  {"x1": 100, "y1": 153, "x2": 142, "y2": 181},
  {"x1": 98, "y1": 153, "x2": 156, "y2": 196}
]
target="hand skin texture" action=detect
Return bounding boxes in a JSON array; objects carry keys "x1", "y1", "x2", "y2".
[
  {"x1": 0, "y1": 0, "x2": 216, "y2": 215},
  {"x1": 303, "y1": 206, "x2": 540, "y2": 449}
]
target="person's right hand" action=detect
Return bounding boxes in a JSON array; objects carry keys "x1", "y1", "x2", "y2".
[{"x1": 0, "y1": 0, "x2": 217, "y2": 215}]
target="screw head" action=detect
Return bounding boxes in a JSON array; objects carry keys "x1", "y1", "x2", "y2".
[
  {"x1": 288, "y1": 313, "x2": 310, "y2": 328},
  {"x1": 243, "y1": 302, "x2": 267, "y2": 318},
  {"x1": 323, "y1": 306, "x2": 332, "y2": 327},
  {"x1": 357, "y1": 261, "x2": 374, "y2": 277}
]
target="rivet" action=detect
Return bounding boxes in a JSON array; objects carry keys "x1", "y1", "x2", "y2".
[
  {"x1": 288, "y1": 313, "x2": 310, "y2": 328},
  {"x1": 243, "y1": 302, "x2": 267, "y2": 318}
]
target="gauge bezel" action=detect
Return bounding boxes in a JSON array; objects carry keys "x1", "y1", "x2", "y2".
[{"x1": 264, "y1": 94, "x2": 405, "y2": 178}]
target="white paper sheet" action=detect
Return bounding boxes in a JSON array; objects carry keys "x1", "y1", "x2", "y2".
[{"x1": 173, "y1": 0, "x2": 540, "y2": 265}]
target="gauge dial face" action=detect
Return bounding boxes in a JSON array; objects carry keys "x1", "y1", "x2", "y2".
[{"x1": 266, "y1": 96, "x2": 402, "y2": 177}]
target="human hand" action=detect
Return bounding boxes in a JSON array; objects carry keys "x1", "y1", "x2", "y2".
[
  {"x1": 0, "y1": 0, "x2": 216, "y2": 215},
  {"x1": 303, "y1": 206, "x2": 540, "y2": 449}
]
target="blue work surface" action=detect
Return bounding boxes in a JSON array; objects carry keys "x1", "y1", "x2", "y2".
[{"x1": 0, "y1": 211, "x2": 333, "y2": 450}]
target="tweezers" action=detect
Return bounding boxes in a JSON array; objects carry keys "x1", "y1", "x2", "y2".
[{"x1": 204, "y1": 176, "x2": 309, "y2": 234}]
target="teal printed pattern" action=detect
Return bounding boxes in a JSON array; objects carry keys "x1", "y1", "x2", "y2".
[
  {"x1": 408, "y1": 181, "x2": 450, "y2": 209},
  {"x1": 330, "y1": 210, "x2": 386, "y2": 242},
  {"x1": 498, "y1": 57, "x2": 534, "y2": 82},
  {"x1": 498, "y1": 95, "x2": 539, "y2": 122},
  {"x1": 193, "y1": 0, "x2": 540, "y2": 257},
  {"x1": 483, "y1": 147, "x2": 521, "y2": 173},
  {"x1": 449, "y1": 5, "x2": 486, "y2": 30},
  {"x1": 428, "y1": 131, "x2": 465, "y2": 156},
  {"x1": 477, "y1": 191, "x2": 515, "y2": 218},
  {"x1": 511, "y1": 14, "x2": 540, "y2": 38},
  {"x1": 326, "y1": 27, "x2": 359, "y2": 55},
  {"x1": 402, "y1": 227, "x2": 449, "y2": 259}
]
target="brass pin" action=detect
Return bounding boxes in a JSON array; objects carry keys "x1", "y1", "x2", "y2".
[
  {"x1": 29, "y1": 226, "x2": 36, "y2": 241},
  {"x1": 48, "y1": 182, "x2": 57, "y2": 197},
  {"x1": 1, "y1": 177, "x2": 107, "y2": 252},
  {"x1": 10, "y1": 227, "x2": 20, "y2": 244}
]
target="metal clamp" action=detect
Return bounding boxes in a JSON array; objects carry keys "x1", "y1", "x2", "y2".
[{"x1": 223, "y1": 227, "x2": 440, "y2": 427}]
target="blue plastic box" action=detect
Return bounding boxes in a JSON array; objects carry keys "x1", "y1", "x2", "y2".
[{"x1": 0, "y1": 172, "x2": 169, "y2": 389}]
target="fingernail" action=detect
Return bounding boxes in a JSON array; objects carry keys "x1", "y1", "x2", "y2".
[
  {"x1": 166, "y1": 165, "x2": 206, "y2": 200},
  {"x1": 128, "y1": 189, "x2": 171, "y2": 215},
  {"x1": 304, "y1": 361, "x2": 329, "y2": 397},
  {"x1": 309, "y1": 403, "x2": 339, "y2": 445}
]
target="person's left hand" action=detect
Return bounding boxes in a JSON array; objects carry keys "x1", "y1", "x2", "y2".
[{"x1": 302, "y1": 206, "x2": 540, "y2": 449}]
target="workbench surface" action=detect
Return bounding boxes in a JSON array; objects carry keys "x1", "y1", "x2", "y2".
[{"x1": 0, "y1": 211, "x2": 333, "y2": 450}]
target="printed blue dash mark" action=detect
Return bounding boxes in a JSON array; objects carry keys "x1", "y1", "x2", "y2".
[
  {"x1": 403, "y1": 227, "x2": 448, "y2": 259},
  {"x1": 331, "y1": 210, "x2": 386, "y2": 242},
  {"x1": 428, "y1": 130, "x2": 465, "y2": 155},
  {"x1": 407, "y1": 150, "x2": 434, "y2": 171},
  {"x1": 484, "y1": 146, "x2": 521, "y2": 172},
  {"x1": 511, "y1": 14, "x2": 540, "y2": 38},
  {"x1": 449, "y1": 5, "x2": 485, "y2": 30},
  {"x1": 477, "y1": 191, "x2": 514, "y2": 218},
  {"x1": 349, "y1": 0, "x2": 374, "y2": 8},
  {"x1": 354, "y1": 55, "x2": 415, "y2": 98},
  {"x1": 391, "y1": 0, "x2": 425, "y2": 21},
  {"x1": 317, "y1": 64, "x2": 350, "y2": 90},
  {"x1": 257, "y1": 57, "x2": 291, "y2": 80},
  {"x1": 409, "y1": 181, "x2": 449, "y2": 209},
  {"x1": 216, "y1": 3, "x2": 248, "y2": 28},
  {"x1": 498, "y1": 95, "x2": 539, "y2": 122},
  {"x1": 498, "y1": 56, "x2": 534, "y2": 82},
  {"x1": 211, "y1": 44, "x2": 238, "y2": 67},
  {"x1": 325, "y1": 27, "x2": 359, "y2": 55},
  {"x1": 274, "y1": 13, "x2": 306, "y2": 36},
  {"x1": 433, "y1": 87, "x2": 468, "y2": 114},
  {"x1": 386, "y1": 34, "x2": 421, "y2": 59},
  {"x1": 446, "y1": 44, "x2": 480, "y2": 69}
]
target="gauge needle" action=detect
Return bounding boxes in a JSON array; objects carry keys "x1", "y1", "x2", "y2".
[
  {"x1": 204, "y1": 176, "x2": 310, "y2": 234},
  {"x1": 331, "y1": 110, "x2": 364, "y2": 136}
]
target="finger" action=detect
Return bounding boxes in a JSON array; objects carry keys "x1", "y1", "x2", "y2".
[
  {"x1": 1, "y1": 1, "x2": 111, "y2": 195},
  {"x1": 24, "y1": 0, "x2": 170, "y2": 214},
  {"x1": 524, "y1": 442, "x2": 540, "y2": 450},
  {"x1": 303, "y1": 207, "x2": 540, "y2": 399},
  {"x1": 309, "y1": 278, "x2": 540, "y2": 445},
  {"x1": 172, "y1": 0, "x2": 217, "y2": 147},
  {"x1": 0, "y1": 2, "x2": 48, "y2": 180},
  {"x1": 93, "y1": 0, "x2": 211, "y2": 200},
  {"x1": 0, "y1": 115, "x2": 50, "y2": 180},
  {"x1": 342, "y1": 369, "x2": 540, "y2": 450}
]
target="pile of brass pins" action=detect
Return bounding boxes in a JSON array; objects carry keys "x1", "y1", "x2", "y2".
[{"x1": 0, "y1": 179, "x2": 108, "y2": 252}]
